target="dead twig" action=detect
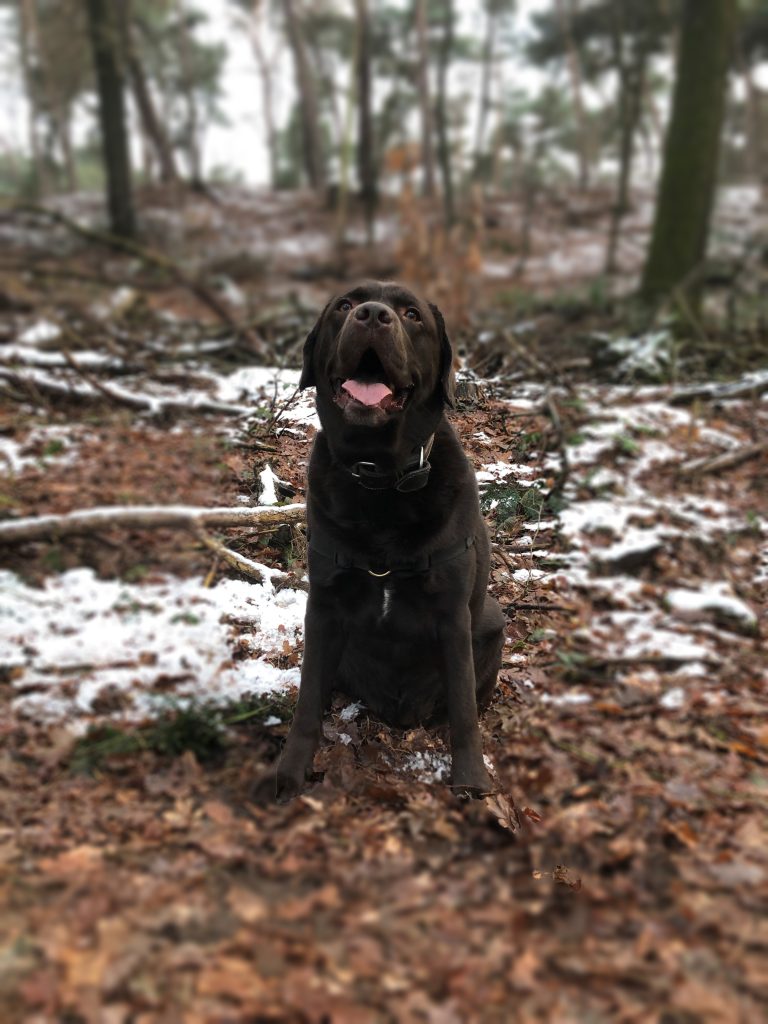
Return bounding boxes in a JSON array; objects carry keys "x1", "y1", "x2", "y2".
[{"x1": 0, "y1": 503, "x2": 306, "y2": 546}]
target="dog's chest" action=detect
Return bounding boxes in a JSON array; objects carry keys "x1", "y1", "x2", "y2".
[{"x1": 331, "y1": 572, "x2": 430, "y2": 636}]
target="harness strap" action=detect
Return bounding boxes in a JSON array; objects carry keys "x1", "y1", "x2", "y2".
[{"x1": 308, "y1": 533, "x2": 476, "y2": 577}]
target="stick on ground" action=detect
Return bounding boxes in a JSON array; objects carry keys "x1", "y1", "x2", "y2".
[{"x1": 0, "y1": 503, "x2": 306, "y2": 545}]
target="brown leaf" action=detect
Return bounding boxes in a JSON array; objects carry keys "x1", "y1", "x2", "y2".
[{"x1": 197, "y1": 957, "x2": 269, "y2": 1002}]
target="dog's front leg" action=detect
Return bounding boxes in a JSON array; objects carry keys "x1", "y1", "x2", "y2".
[
  {"x1": 439, "y1": 607, "x2": 491, "y2": 797},
  {"x1": 255, "y1": 597, "x2": 343, "y2": 802}
]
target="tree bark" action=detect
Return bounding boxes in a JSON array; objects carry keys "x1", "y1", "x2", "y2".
[
  {"x1": 84, "y1": 0, "x2": 136, "y2": 238},
  {"x1": 414, "y1": 0, "x2": 436, "y2": 198},
  {"x1": 554, "y1": 0, "x2": 591, "y2": 192},
  {"x1": 355, "y1": 0, "x2": 377, "y2": 240},
  {"x1": 120, "y1": 0, "x2": 179, "y2": 185},
  {"x1": 19, "y1": 0, "x2": 51, "y2": 196},
  {"x1": 435, "y1": 0, "x2": 455, "y2": 225},
  {"x1": 472, "y1": 0, "x2": 497, "y2": 184},
  {"x1": 283, "y1": 0, "x2": 326, "y2": 194},
  {"x1": 605, "y1": 1, "x2": 648, "y2": 275},
  {"x1": 640, "y1": 0, "x2": 738, "y2": 309},
  {"x1": 247, "y1": 0, "x2": 279, "y2": 190}
]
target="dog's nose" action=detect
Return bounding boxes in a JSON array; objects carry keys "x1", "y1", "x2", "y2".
[{"x1": 354, "y1": 301, "x2": 393, "y2": 327}]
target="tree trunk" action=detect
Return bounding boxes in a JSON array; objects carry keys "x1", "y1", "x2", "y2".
[
  {"x1": 56, "y1": 106, "x2": 79, "y2": 192},
  {"x1": 742, "y1": 60, "x2": 766, "y2": 197},
  {"x1": 554, "y1": 0, "x2": 591, "y2": 192},
  {"x1": 19, "y1": 0, "x2": 51, "y2": 196},
  {"x1": 472, "y1": 1, "x2": 496, "y2": 184},
  {"x1": 174, "y1": 1, "x2": 203, "y2": 184},
  {"x1": 84, "y1": 0, "x2": 136, "y2": 238},
  {"x1": 284, "y1": 0, "x2": 326, "y2": 194},
  {"x1": 641, "y1": 0, "x2": 738, "y2": 310},
  {"x1": 355, "y1": 0, "x2": 377, "y2": 240},
  {"x1": 414, "y1": 0, "x2": 436, "y2": 198},
  {"x1": 434, "y1": 0, "x2": 455, "y2": 225},
  {"x1": 605, "y1": 3, "x2": 647, "y2": 276},
  {"x1": 120, "y1": 0, "x2": 179, "y2": 185},
  {"x1": 247, "y1": 0, "x2": 279, "y2": 190}
]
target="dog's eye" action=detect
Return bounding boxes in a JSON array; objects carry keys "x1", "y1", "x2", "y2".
[
  {"x1": 404, "y1": 307, "x2": 421, "y2": 321},
  {"x1": 337, "y1": 299, "x2": 353, "y2": 313}
]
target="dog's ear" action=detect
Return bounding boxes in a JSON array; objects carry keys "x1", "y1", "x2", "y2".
[
  {"x1": 429, "y1": 302, "x2": 455, "y2": 408},
  {"x1": 299, "y1": 303, "x2": 330, "y2": 390}
]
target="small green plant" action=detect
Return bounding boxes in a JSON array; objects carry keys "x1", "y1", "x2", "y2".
[
  {"x1": 614, "y1": 434, "x2": 640, "y2": 457},
  {"x1": 69, "y1": 696, "x2": 295, "y2": 775},
  {"x1": 170, "y1": 612, "x2": 202, "y2": 626},
  {"x1": 42, "y1": 438, "x2": 66, "y2": 457},
  {"x1": 123, "y1": 564, "x2": 149, "y2": 583},
  {"x1": 70, "y1": 704, "x2": 226, "y2": 774},
  {"x1": 481, "y1": 480, "x2": 563, "y2": 524}
]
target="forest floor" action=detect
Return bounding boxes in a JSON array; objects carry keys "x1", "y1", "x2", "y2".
[{"x1": 0, "y1": 188, "x2": 767, "y2": 1023}]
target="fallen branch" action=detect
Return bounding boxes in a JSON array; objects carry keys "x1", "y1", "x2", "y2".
[
  {"x1": 678, "y1": 441, "x2": 768, "y2": 477},
  {"x1": 0, "y1": 503, "x2": 306, "y2": 546},
  {"x1": 194, "y1": 526, "x2": 291, "y2": 585},
  {"x1": 669, "y1": 373, "x2": 768, "y2": 406},
  {"x1": 11, "y1": 204, "x2": 267, "y2": 356},
  {"x1": 0, "y1": 367, "x2": 250, "y2": 418}
]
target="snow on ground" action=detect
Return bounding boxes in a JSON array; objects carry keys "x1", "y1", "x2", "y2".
[
  {"x1": 1, "y1": 568, "x2": 305, "y2": 726},
  {"x1": 1, "y1": 359, "x2": 765, "y2": 738}
]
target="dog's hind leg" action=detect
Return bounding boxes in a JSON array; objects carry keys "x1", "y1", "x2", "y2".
[{"x1": 472, "y1": 595, "x2": 505, "y2": 709}]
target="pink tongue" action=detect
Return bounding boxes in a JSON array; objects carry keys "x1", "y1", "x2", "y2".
[{"x1": 342, "y1": 379, "x2": 392, "y2": 406}]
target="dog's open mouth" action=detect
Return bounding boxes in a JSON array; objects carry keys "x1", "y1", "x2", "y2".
[{"x1": 332, "y1": 350, "x2": 412, "y2": 413}]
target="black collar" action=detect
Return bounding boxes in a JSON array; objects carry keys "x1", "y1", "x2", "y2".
[{"x1": 344, "y1": 435, "x2": 435, "y2": 493}]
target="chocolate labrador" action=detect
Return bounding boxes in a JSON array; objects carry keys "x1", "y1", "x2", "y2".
[{"x1": 261, "y1": 281, "x2": 504, "y2": 800}]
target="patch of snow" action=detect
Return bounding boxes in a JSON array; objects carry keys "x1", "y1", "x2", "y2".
[
  {"x1": 339, "y1": 701, "x2": 364, "y2": 722},
  {"x1": 659, "y1": 687, "x2": 686, "y2": 710},
  {"x1": 18, "y1": 319, "x2": 61, "y2": 346},
  {"x1": 0, "y1": 425, "x2": 87, "y2": 475},
  {"x1": 0, "y1": 568, "x2": 306, "y2": 723},
  {"x1": 215, "y1": 366, "x2": 318, "y2": 428},
  {"x1": 258, "y1": 464, "x2": 280, "y2": 506},
  {"x1": 401, "y1": 750, "x2": 451, "y2": 784},
  {"x1": 539, "y1": 691, "x2": 593, "y2": 706},
  {"x1": 667, "y1": 584, "x2": 757, "y2": 630},
  {"x1": 608, "y1": 329, "x2": 672, "y2": 378}
]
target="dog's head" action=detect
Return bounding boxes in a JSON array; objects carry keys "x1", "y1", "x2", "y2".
[{"x1": 299, "y1": 280, "x2": 454, "y2": 429}]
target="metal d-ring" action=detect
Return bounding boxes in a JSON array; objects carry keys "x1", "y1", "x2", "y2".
[{"x1": 368, "y1": 568, "x2": 391, "y2": 577}]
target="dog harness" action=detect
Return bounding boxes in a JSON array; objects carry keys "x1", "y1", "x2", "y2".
[{"x1": 308, "y1": 529, "x2": 476, "y2": 578}]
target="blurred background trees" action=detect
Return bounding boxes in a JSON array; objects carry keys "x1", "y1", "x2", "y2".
[{"x1": 0, "y1": 0, "x2": 766, "y2": 321}]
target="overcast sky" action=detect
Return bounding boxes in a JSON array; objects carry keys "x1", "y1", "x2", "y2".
[{"x1": 0, "y1": 0, "x2": 554, "y2": 188}]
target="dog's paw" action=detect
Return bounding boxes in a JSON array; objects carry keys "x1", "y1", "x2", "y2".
[
  {"x1": 450, "y1": 757, "x2": 492, "y2": 799},
  {"x1": 250, "y1": 770, "x2": 303, "y2": 805}
]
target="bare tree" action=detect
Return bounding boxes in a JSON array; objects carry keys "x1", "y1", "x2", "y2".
[
  {"x1": 355, "y1": 0, "x2": 377, "y2": 239},
  {"x1": 243, "y1": 0, "x2": 280, "y2": 190},
  {"x1": 641, "y1": 0, "x2": 738, "y2": 311},
  {"x1": 434, "y1": 0, "x2": 455, "y2": 224},
  {"x1": 414, "y1": 0, "x2": 436, "y2": 198},
  {"x1": 553, "y1": 0, "x2": 591, "y2": 192},
  {"x1": 284, "y1": 0, "x2": 327, "y2": 194},
  {"x1": 84, "y1": 0, "x2": 136, "y2": 238},
  {"x1": 120, "y1": 0, "x2": 179, "y2": 185},
  {"x1": 605, "y1": 1, "x2": 649, "y2": 275}
]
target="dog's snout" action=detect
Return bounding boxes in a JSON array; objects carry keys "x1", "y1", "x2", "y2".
[{"x1": 354, "y1": 301, "x2": 393, "y2": 327}]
